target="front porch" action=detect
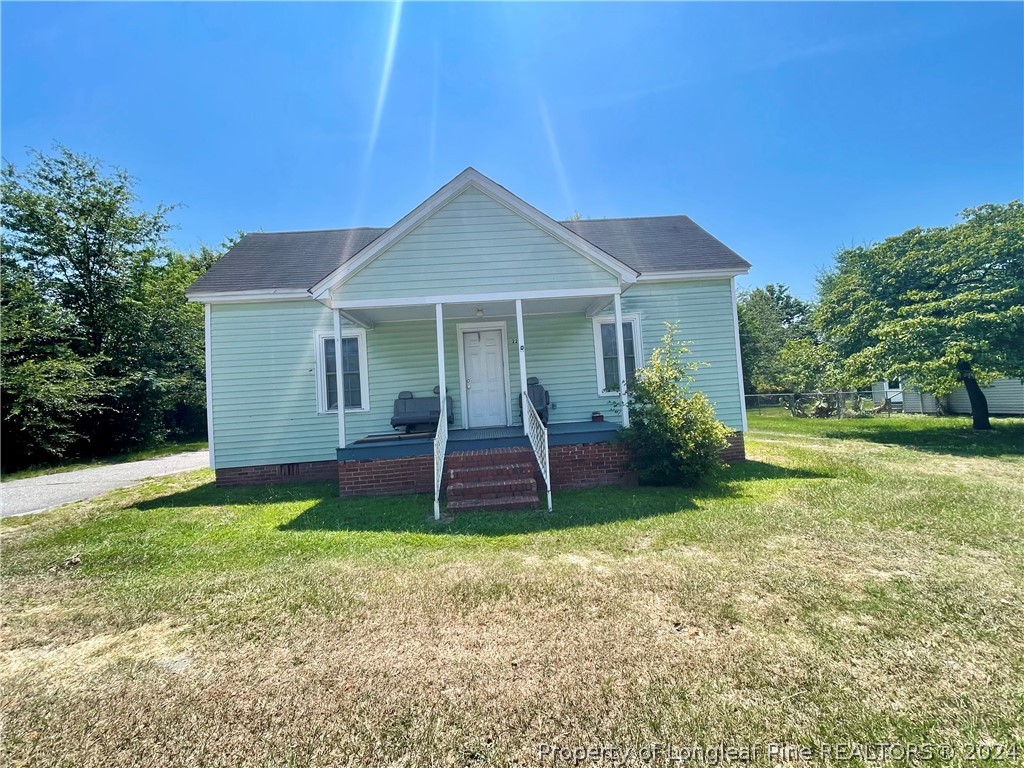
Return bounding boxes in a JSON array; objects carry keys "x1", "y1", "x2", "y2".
[
  {"x1": 336, "y1": 420, "x2": 635, "y2": 513},
  {"x1": 327, "y1": 289, "x2": 637, "y2": 516},
  {"x1": 338, "y1": 420, "x2": 620, "y2": 459}
]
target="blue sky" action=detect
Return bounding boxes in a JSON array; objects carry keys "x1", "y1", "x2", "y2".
[{"x1": 3, "y1": 2, "x2": 1021, "y2": 298}]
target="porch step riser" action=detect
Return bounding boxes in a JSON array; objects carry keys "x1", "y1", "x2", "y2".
[
  {"x1": 447, "y1": 463, "x2": 536, "y2": 482},
  {"x1": 444, "y1": 448, "x2": 535, "y2": 471},
  {"x1": 447, "y1": 495, "x2": 540, "y2": 512},
  {"x1": 447, "y1": 478, "x2": 537, "y2": 501}
]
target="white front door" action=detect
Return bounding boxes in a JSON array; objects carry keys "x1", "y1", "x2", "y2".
[{"x1": 463, "y1": 329, "x2": 508, "y2": 427}]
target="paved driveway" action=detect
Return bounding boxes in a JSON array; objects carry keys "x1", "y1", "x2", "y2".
[{"x1": 1, "y1": 451, "x2": 210, "y2": 518}]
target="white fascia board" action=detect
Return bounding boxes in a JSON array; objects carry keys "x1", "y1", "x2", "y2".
[
  {"x1": 329, "y1": 286, "x2": 620, "y2": 310},
  {"x1": 311, "y1": 168, "x2": 638, "y2": 299},
  {"x1": 635, "y1": 268, "x2": 750, "y2": 282},
  {"x1": 187, "y1": 289, "x2": 313, "y2": 304}
]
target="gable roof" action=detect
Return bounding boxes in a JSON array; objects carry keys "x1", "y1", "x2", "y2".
[
  {"x1": 309, "y1": 168, "x2": 639, "y2": 297},
  {"x1": 187, "y1": 170, "x2": 751, "y2": 299}
]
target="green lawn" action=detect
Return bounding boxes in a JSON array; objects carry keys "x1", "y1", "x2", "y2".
[
  {"x1": 2, "y1": 439, "x2": 208, "y2": 481},
  {"x1": 2, "y1": 416, "x2": 1022, "y2": 766},
  {"x1": 748, "y1": 409, "x2": 1024, "y2": 458}
]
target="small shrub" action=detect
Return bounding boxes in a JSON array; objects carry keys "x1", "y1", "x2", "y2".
[{"x1": 620, "y1": 325, "x2": 732, "y2": 486}]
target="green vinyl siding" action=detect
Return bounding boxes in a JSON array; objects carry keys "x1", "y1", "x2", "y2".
[
  {"x1": 334, "y1": 188, "x2": 619, "y2": 302},
  {"x1": 209, "y1": 301, "x2": 336, "y2": 469},
  {"x1": 206, "y1": 280, "x2": 744, "y2": 469},
  {"x1": 521, "y1": 314, "x2": 620, "y2": 424},
  {"x1": 620, "y1": 279, "x2": 745, "y2": 431}
]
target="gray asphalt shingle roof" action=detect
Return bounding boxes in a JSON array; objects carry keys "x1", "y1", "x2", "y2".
[
  {"x1": 562, "y1": 216, "x2": 750, "y2": 274},
  {"x1": 187, "y1": 215, "x2": 749, "y2": 296},
  {"x1": 188, "y1": 228, "x2": 387, "y2": 294}
]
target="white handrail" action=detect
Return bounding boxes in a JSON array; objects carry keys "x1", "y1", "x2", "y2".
[
  {"x1": 523, "y1": 393, "x2": 552, "y2": 512},
  {"x1": 433, "y1": 396, "x2": 448, "y2": 520}
]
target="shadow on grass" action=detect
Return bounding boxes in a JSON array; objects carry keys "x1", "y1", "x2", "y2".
[
  {"x1": 278, "y1": 459, "x2": 830, "y2": 536},
  {"x1": 135, "y1": 481, "x2": 337, "y2": 510},
  {"x1": 814, "y1": 421, "x2": 1024, "y2": 459},
  {"x1": 132, "y1": 460, "x2": 829, "y2": 536}
]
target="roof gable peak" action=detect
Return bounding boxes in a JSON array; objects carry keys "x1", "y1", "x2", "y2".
[{"x1": 310, "y1": 168, "x2": 638, "y2": 298}]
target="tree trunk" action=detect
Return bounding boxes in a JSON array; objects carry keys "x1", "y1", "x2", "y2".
[{"x1": 957, "y1": 361, "x2": 992, "y2": 430}]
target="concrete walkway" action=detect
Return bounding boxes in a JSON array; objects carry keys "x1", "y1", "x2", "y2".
[{"x1": 1, "y1": 451, "x2": 210, "y2": 518}]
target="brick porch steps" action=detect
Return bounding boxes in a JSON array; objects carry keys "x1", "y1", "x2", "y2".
[
  {"x1": 447, "y1": 477, "x2": 538, "y2": 500},
  {"x1": 447, "y1": 494, "x2": 539, "y2": 512},
  {"x1": 444, "y1": 447, "x2": 539, "y2": 512},
  {"x1": 446, "y1": 462, "x2": 536, "y2": 483}
]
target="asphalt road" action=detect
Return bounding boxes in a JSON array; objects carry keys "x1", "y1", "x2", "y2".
[{"x1": 1, "y1": 451, "x2": 211, "y2": 518}]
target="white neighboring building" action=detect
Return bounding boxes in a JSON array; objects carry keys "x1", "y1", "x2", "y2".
[
  {"x1": 870, "y1": 379, "x2": 904, "y2": 405},
  {"x1": 878, "y1": 377, "x2": 1024, "y2": 415}
]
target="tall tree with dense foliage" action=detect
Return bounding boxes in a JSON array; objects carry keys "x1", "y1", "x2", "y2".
[
  {"x1": 1, "y1": 257, "x2": 112, "y2": 466},
  {"x1": 816, "y1": 201, "x2": 1024, "y2": 429},
  {"x1": 135, "y1": 246, "x2": 224, "y2": 439},
  {"x1": 1, "y1": 146, "x2": 221, "y2": 470},
  {"x1": 2, "y1": 146, "x2": 173, "y2": 352},
  {"x1": 736, "y1": 283, "x2": 813, "y2": 392}
]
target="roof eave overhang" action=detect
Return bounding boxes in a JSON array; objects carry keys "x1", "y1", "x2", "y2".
[
  {"x1": 634, "y1": 267, "x2": 750, "y2": 283},
  {"x1": 186, "y1": 289, "x2": 313, "y2": 304},
  {"x1": 310, "y1": 168, "x2": 639, "y2": 299}
]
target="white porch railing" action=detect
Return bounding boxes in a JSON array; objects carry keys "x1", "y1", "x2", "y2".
[
  {"x1": 523, "y1": 393, "x2": 552, "y2": 512},
  {"x1": 432, "y1": 396, "x2": 448, "y2": 520}
]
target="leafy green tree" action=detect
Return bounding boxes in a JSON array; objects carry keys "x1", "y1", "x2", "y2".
[
  {"x1": 0, "y1": 258, "x2": 110, "y2": 467},
  {"x1": 137, "y1": 246, "x2": 225, "y2": 439},
  {"x1": 620, "y1": 325, "x2": 732, "y2": 486},
  {"x1": 737, "y1": 284, "x2": 813, "y2": 392},
  {"x1": 816, "y1": 201, "x2": 1024, "y2": 429},
  {"x1": 775, "y1": 336, "x2": 841, "y2": 394},
  {"x1": 1, "y1": 146, "x2": 223, "y2": 469},
  {"x1": 2, "y1": 146, "x2": 173, "y2": 355}
]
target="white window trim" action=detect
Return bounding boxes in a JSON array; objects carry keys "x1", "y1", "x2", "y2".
[
  {"x1": 592, "y1": 313, "x2": 643, "y2": 397},
  {"x1": 315, "y1": 328, "x2": 370, "y2": 414}
]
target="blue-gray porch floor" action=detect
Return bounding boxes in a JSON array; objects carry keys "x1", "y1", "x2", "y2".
[{"x1": 337, "y1": 420, "x2": 620, "y2": 461}]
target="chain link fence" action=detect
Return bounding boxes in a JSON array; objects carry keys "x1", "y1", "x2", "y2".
[{"x1": 744, "y1": 389, "x2": 912, "y2": 419}]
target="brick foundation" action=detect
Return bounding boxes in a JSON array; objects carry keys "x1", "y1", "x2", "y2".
[
  {"x1": 722, "y1": 432, "x2": 746, "y2": 463},
  {"x1": 338, "y1": 454, "x2": 433, "y2": 497},
  {"x1": 548, "y1": 441, "x2": 637, "y2": 490},
  {"x1": 216, "y1": 460, "x2": 336, "y2": 486},
  {"x1": 215, "y1": 432, "x2": 745, "y2": 494}
]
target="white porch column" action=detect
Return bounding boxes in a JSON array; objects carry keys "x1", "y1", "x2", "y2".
[
  {"x1": 515, "y1": 299, "x2": 529, "y2": 434},
  {"x1": 730, "y1": 277, "x2": 749, "y2": 433},
  {"x1": 333, "y1": 308, "x2": 347, "y2": 447},
  {"x1": 613, "y1": 293, "x2": 630, "y2": 428},
  {"x1": 435, "y1": 303, "x2": 446, "y2": 400}
]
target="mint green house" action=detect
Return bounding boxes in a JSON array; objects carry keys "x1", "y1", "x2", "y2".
[{"x1": 187, "y1": 169, "x2": 750, "y2": 516}]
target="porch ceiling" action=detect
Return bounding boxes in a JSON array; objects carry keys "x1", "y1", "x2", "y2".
[{"x1": 345, "y1": 295, "x2": 612, "y2": 325}]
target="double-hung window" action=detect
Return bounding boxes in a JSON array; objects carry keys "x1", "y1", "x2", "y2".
[
  {"x1": 316, "y1": 329, "x2": 369, "y2": 413},
  {"x1": 592, "y1": 314, "x2": 642, "y2": 395}
]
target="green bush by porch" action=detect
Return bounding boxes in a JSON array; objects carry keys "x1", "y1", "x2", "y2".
[{"x1": 621, "y1": 327, "x2": 733, "y2": 485}]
